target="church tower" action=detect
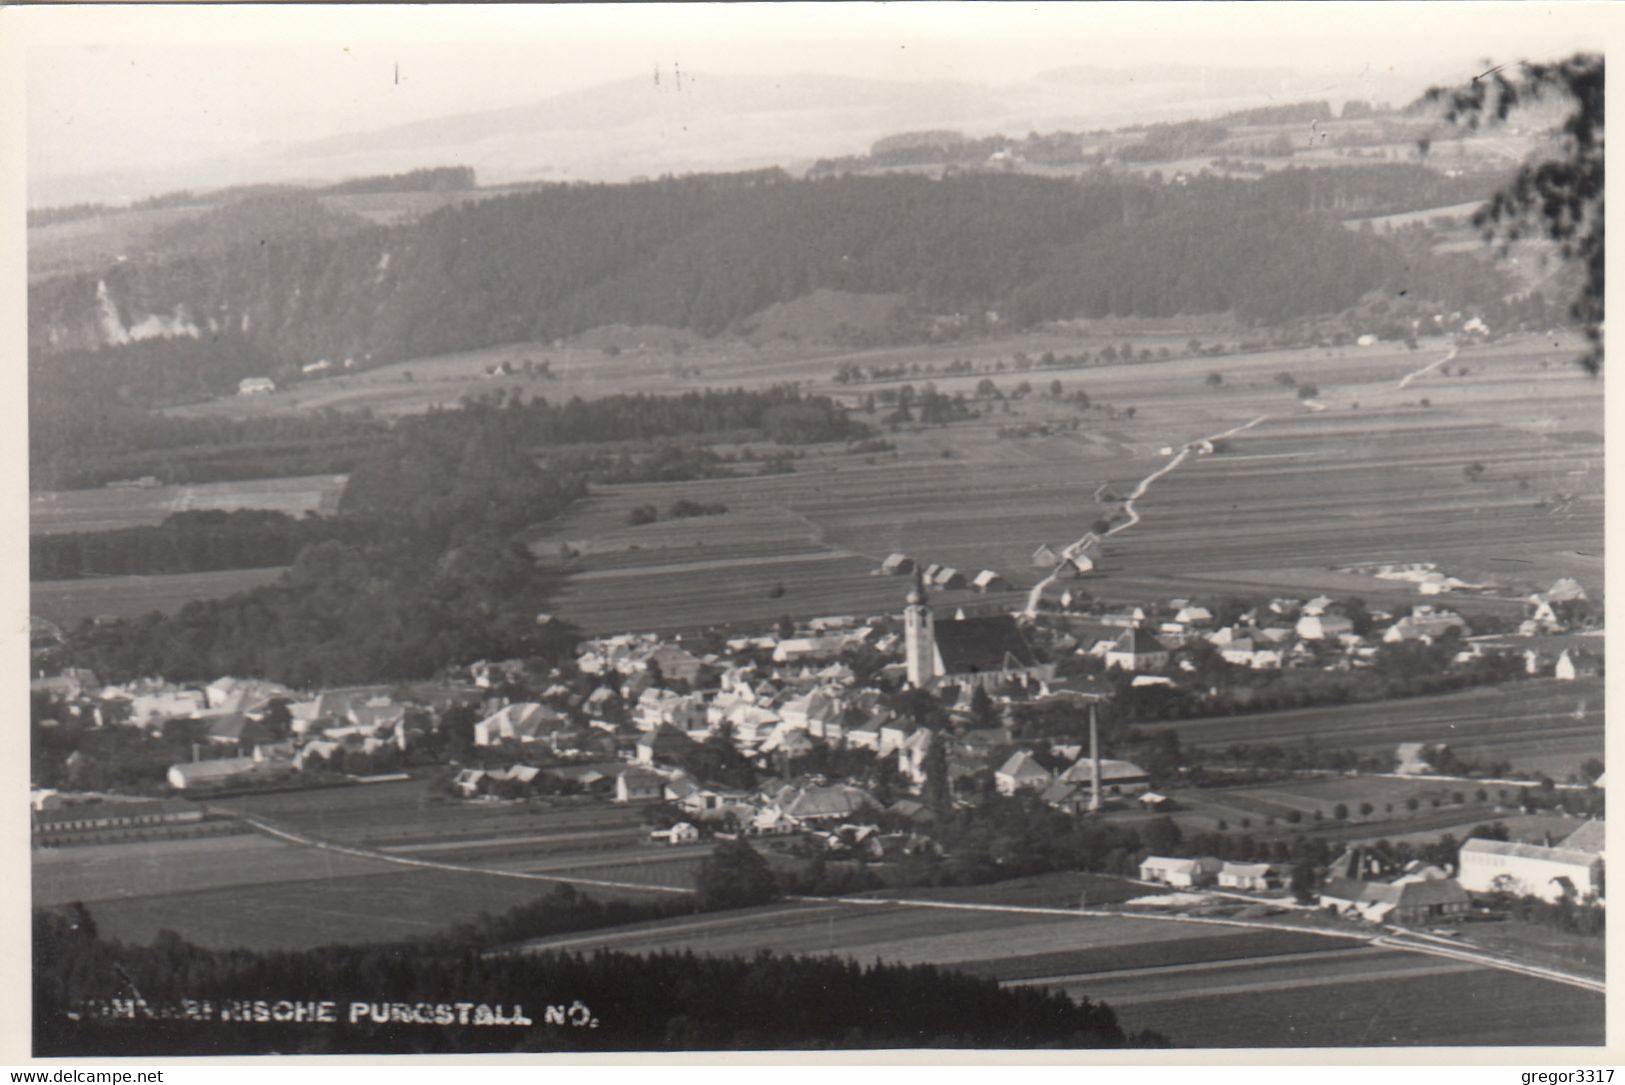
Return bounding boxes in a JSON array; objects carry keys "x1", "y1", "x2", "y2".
[{"x1": 905, "y1": 569, "x2": 937, "y2": 687}]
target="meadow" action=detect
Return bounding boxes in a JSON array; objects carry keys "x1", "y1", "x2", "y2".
[
  {"x1": 518, "y1": 331, "x2": 1601, "y2": 637},
  {"x1": 30, "y1": 474, "x2": 346, "y2": 535},
  {"x1": 31, "y1": 566, "x2": 290, "y2": 627},
  {"x1": 1136, "y1": 677, "x2": 1605, "y2": 780}
]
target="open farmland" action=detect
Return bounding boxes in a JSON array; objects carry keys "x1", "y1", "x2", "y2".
[
  {"x1": 68, "y1": 864, "x2": 673, "y2": 952},
  {"x1": 527, "y1": 332, "x2": 1600, "y2": 636},
  {"x1": 31, "y1": 566, "x2": 290, "y2": 627},
  {"x1": 206, "y1": 778, "x2": 647, "y2": 849},
  {"x1": 30, "y1": 474, "x2": 347, "y2": 535},
  {"x1": 1037, "y1": 947, "x2": 1603, "y2": 1047},
  {"x1": 511, "y1": 897, "x2": 1603, "y2": 1047},
  {"x1": 36, "y1": 781, "x2": 702, "y2": 951},
  {"x1": 1139, "y1": 677, "x2": 1604, "y2": 779},
  {"x1": 33, "y1": 832, "x2": 400, "y2": 907}
]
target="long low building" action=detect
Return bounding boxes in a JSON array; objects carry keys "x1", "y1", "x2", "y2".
[{"x1": 1457, "y1": 837, "x2": 1604, "y2": 902}]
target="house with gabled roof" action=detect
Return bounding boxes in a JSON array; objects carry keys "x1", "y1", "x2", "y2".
[
  {"x1": 474, "y1": 702, "x2": 564, "y2": 746},
  {"x1": 1218, "y1": 862, "x2": 1284, "y2": 891},
  {"x1": 1105, "y1": 628, "x2": 1169, "y2": 671},
  {"x1": 1057, "y1": 757, "x2": 1151, "y2": 799},
  {"x1": 614, "y1": 767, "x2": 666, "y2": 803},
  {"x1": 1140, "y1": 855, "x2": 1222, "y2": 887},
  {"x1": 972, "y1": 570, "x2": 1010, "y2": 593},
  {"x1": 636, "y1": 724, "x2": 695, "y2": 766},
  {"x1": 995, "y1": 749, "x2": 1052, "y2": 795}
]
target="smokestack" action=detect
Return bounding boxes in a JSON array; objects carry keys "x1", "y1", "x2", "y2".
[
  {"x1": 191, "y1": 743, "x2": 200, "y2": 763},
  {"x1": 1089, "y1": 700, "x2": 1102, "y2": 813}
]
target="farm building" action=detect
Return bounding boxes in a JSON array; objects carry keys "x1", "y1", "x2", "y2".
[
  {"x1": 1218, "y1": 862, "x2": 1284, "y2": 891},
  {"x1": 1140, "y1": 856, "x2": 1222, "y2": 888},
  {"x1": 166, "y1": 753, "x2": 294, "y2": 791},
  {"x1": 972, "y1": 570, "x2": 1009, "y2": 593},
  {"x1": 931, "y1": 567, "x2": 968, "y2": 590},
  {"x1": 237, "y1": 377, "x2": 277, "y2": 396},
  {"x1": 1032, "y1": 544, "x2": 1061, "y2": 568},
  {"x1": 1320, "y1": 876, "x2": 1471, "y2": 924},
  {"x1": 1395, "y1": 742, "x2": 1434, "y2": 775},
  {"x1": 1056, "y1": 757, "x2": 1151, "y2": 799},
  {"x1": 650, "y1": 821, "x2": 701, "y2": 845},
  {"x1": 1105, "y1": 628, "x2": 1170, "y2": 672},
  {"x1": 881, "y1": 553, "x2": 916, "y2": 575},
  {"x1": 1061, "y1": 554, "x2": 1095, "y2": 576},
  {"x1": 1457, "y1": 838, "x2": 1604, "y2": 902},
  {"x1": 995, "y1": 750, "x2": 1053, "y2": 795}
]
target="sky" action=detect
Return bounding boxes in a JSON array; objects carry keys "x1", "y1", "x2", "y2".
[{"x1": 14, "y1": 2, "x2": 1612, "y2": 196}]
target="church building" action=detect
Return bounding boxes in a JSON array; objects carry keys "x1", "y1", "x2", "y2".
[{"x1": 904, "y1": 572, "x2": 1053, "y2": 690}]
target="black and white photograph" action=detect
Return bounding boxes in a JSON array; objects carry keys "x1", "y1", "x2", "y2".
[{"x1": 13, "y1": 1, "x2": 1612, "y2": 1058}]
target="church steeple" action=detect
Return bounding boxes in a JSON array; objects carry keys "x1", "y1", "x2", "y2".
[{"x1": 905, "y1": 569, "x2": 936, "y2": 687}]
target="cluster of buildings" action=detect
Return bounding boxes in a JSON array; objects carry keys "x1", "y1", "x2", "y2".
[
  {"x1": 1138, "y1": 822, "x2": 1608, "y2": 926},
  {"x1": 1046, "y1": 594, "x2": 1480, "y2": 674}
]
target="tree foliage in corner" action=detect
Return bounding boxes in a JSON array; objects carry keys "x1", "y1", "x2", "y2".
[{"x1": 1426, "y1": 53, "x2": 1603, "y2": 373}]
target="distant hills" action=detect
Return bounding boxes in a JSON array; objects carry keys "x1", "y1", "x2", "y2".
[
  {"x1": 34, "y1": 64, "x2": 1434, "y2": 207},
  {"x1": 30, "y1": 165, "x2": 1512, "y2": 376}
]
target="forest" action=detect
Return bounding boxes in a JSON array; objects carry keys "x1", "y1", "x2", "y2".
[
  {"x1": 30, "y1": 509, "x2": 356, "y2": 580},
  {"x1": 34, "y1": 907, "x2": 1165, "y2": 1054},
  {"x1": 30, "y1": 165, "x2": 1520, "y2": 373},
  {"x1": 48, "y1": 388, "x2": 861, "y2": 683}
]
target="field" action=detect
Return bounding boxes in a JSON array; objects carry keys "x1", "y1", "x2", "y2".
[
  {"x1": 1045, "y1": 950, "x2": 1602, "y2": 1047},
  {"x1": 28, "y1": 474, "x2": 348, "y2": 626},
  {"x1": 139, "y1": 330, "x2": 1603, "y2": 643},
  {"x1": 1137, "y1": 677, "x2": 1605, "y2": 780},
  {"x1": 508, "y1": 332, "x2": 1603, "y2": 637},
  {"x1": 34, "y1": 779, "x2": 706, "y2": 950},
  {"x1": 31, "y1": 566, "x2": 290, "y2": 627},
  {"x1": 510, "y1": 895, "x2": 1604, "y2": 1047},
  {"x1": 30, "y1": 474, "x2": 347, "y2": 535}
]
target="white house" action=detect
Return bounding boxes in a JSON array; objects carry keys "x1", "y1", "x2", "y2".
[
  {"x1": 1139, "y1": 855, "x2": 1223, "y2": 888},
  {"x1": 474, "y1": 702, "x2": 561, "y2": 746},
  {"x1": 1218, "y1": 862, "x2": 1283, "y2": 891},
  {"x1": 614, "y1": 767, "x2": 665, "y2": 803},
  {"x1": 650, "y1": 821, "x2": 701, "y2": 845}
]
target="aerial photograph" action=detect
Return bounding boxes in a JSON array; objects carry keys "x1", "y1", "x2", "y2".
[{"x1": 20, "y1": 2, "x2": 1607, "y2": 1057}]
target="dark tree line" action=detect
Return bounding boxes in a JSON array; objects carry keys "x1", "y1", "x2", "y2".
[
  {"x1": 34, "y1": 907, "x2": 1166, "y2": 1054},
  {"x1": 31, "y1": 509, "x2": 358, "y2": 580}
]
